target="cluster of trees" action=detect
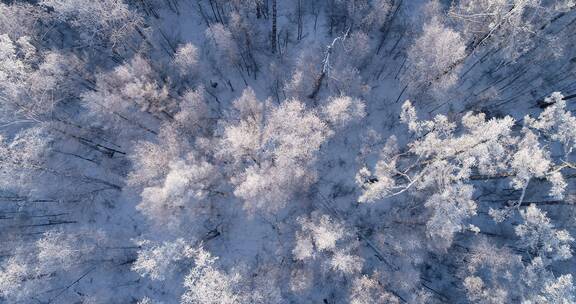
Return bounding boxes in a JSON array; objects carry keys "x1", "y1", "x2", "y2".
[
  {"x1": 0, "y1": 0, "x2": 575, "y2": 303},
  {"x1": 357, "y1": 93, "x2": 576, "y2": 301}
]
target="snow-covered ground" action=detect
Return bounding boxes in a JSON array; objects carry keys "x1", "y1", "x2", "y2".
[{"x1": 0, "y1": 0, "x2": 575, "y2": 303}]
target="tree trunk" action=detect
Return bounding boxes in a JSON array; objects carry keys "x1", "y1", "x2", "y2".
[
  {"x1": 308, "y1": 71, "x2": 325, "y2": 100},
  {"x1": 297, "y1": 0, "x2": 302, "y2": 40},
  {"x1": 271, "y1": 0, "x2": 277, "y2": 53}
]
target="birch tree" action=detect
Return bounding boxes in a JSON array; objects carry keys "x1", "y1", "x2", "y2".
[
  {"x1": 41, "y1": 0, "x2": 143, "y2": 48},
  {"x1": 357, "y1": 94, "x2": 574, "y2": 247},
  {"x1": 404, "y1": 18, "x2": 466, "y2": 98},
  {"x1": 219, "y1": 88, "x2": 332, "y2": 214},
  {"x1": 449, "y1": 0, "x2": 575, "y2": 61}
]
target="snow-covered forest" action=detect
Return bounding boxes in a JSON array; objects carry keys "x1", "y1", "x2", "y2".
[{"x1": 1, "y1": 0, "x2": 576, "y2": 303}]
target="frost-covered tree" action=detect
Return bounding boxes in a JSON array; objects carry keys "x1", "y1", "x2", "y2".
[
  {"x1": 349, "y1": 274, "x2": 401, "y2": 304},
  {"x1": 0, "y1": 3, "x2": 46, "y2": 39},
  {"x1": 41, "y1": 0, "x2": 143, "y2": 47},
  {"x1": 516, "y1": 204, "x2": 574, "y2": 262},
  {"x1": 132, "y1": 238, "x2": 195, "y2": 281},
  {"x1": 449, "y1": 0, "x2": 573, "y2": 61},
  {"x1": 182, "y1": 249, "x2": 241, "y2": 304},
  {"x1": 227, "y1": 10, "x2": 260, "y2": 76},
  {"x1": 461, "y1": 237, "x2": 574, "y2": 303},
  {"x1": 0, "y1": 127, "x2": 50, "y2": 177},
  {"x1": 322, "y1": 95, "x2": 366, "y2": 129},
  {"x1": 137, "y1": 156, "x2": 219, "y2": 228},
  {"x1": 404, "y1": 18, "x2": 467, "y2": 97},
  {"x1": 128, "y1": 99, "x2": 220, "y2": 233},
  {"x1": 127, "y1": 88, "x2": 212, "y2": 191},
  {"x1": 127, "y1": 87, "x2": 211, "y2": 155},
  {"x1": 361, "y1": 0, "x2": 394, "y2": 31},
  {"x1": 357, "y1": 94, "x2": 574, "y2": 247},
  {"x1": 0, "y1": 229, "x2": 104, "y2": 303},
  {"x1": 533, "y1": 274, "x2": 576, "y2": 304},
  {"x1": 358, "y1": 101, "x2": 511, "y2": 245},
  {"x1": 0, "y1": 124, "x2": 122, "y2": 203},
  {"x1": 293, "y1": 212, "x2": 350, "y2": 260},
  {"x1": 325, "y1": 31, "x2": 371, "y2": 97},
  {"x1": 286, "y1": 27, "x2": 370, "y2": 100},
  {"x1": 525, "y1": 92, "x2": 576, "y2": 157},
  {"x1": 82, "y1": 55, "x2": 172, "y2": 138},
  {"x1": 137, "y1": 297, "x2": 160, "y2": 304},
  {"x1": 289, "y1": 211, "x2": 370, "y2": 303},
  {"x1": 173, "y1": 43, "x2": 199, "y2": 77},
  {"x1": 0, "y1": 255, "x2": 31, "y2": 301},
  {"x1": 219, "y1": 88, "x2": 332, "y2": 213},
  {"x1": 0, "y1": 34, "x2": 82, "y2": 122},
  {"x1": 293, "y1": 212, "x2": 363, "y2": 277},
  {"x1": 205, "y1": 23, "x2": 241, "y2": 68},
  {"x1": 173, "y1": 88, "x2": 213, "y2": 136},
  {"x1": 460, "y1": 239, "x2": 524, "y2": 303},
  {"x1": 285, "y1": 44, "x2": 324, "y2": 99},
  {"x1": 330, "y1": 0, "x2": 393, "y2": 32},
  {"x1": 0, "y1": 34, "x2": 32, "y2": 108}
]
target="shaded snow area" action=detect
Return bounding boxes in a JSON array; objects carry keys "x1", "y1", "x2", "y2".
[{"x1": 1, "y1": 0, "x2": 576, "y2": 303}]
